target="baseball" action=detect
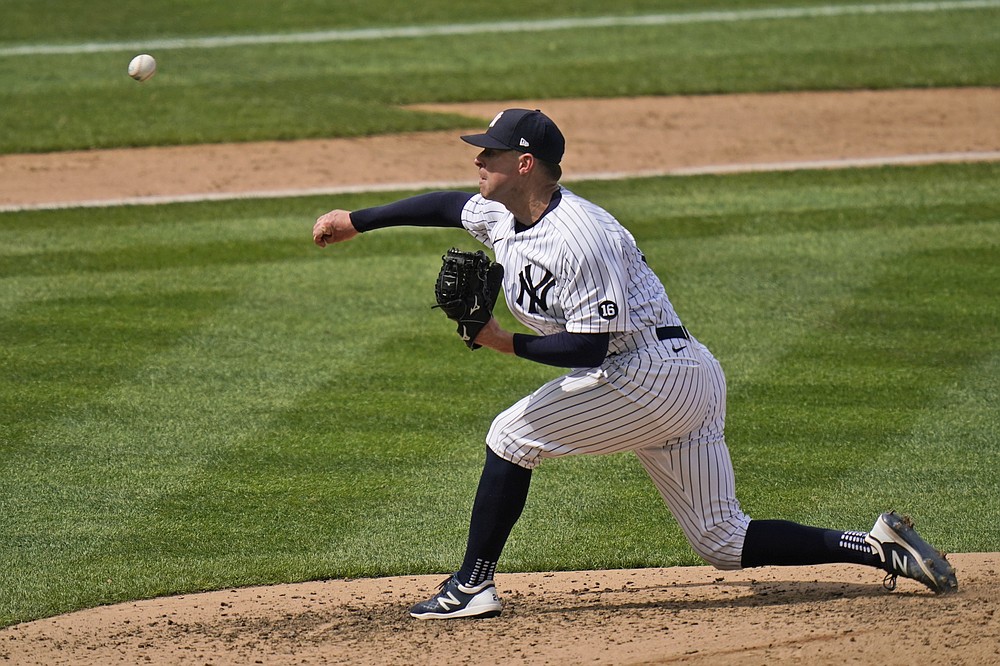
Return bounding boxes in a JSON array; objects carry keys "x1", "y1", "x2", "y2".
[{"x1": 127, "y1": 54, "x2": 157, "y2": 82}]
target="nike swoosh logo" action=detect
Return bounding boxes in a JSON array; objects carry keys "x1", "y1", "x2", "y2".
[{"x1": 672, "y1": 345, "x2": 687, "y2": 353}]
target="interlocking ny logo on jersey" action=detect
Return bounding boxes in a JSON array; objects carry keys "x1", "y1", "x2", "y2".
[{"x1": 517, "y1": 265, "x2": 556, "y2": 314}]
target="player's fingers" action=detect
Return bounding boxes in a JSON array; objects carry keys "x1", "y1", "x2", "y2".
[{"x1": 312, "y1": 220, "x2": 332, "y2": 246}]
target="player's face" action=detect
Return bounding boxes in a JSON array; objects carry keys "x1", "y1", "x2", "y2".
[{"x1": 474, "y1": 148, "x2": 521, "y2": 203}]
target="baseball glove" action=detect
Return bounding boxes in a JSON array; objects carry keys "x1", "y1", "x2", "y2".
[{"x1": 433, "y1": 248, "x2": 504, "y2": 350}]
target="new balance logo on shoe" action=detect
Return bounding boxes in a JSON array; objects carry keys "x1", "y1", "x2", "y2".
[
  {"x1": 437, "y1": 591, "x2": 462, "y2": 611},
  {"x1": 891, "y1": 549, "x2": 908, "y2": 574}
]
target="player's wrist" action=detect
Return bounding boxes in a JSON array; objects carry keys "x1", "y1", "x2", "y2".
[
  {"x1": 476, "y1": 320, "x2": 515, "y2": 354},
  {"x1": 347, "y1": 211, "x2": 360, "y2": 233}
]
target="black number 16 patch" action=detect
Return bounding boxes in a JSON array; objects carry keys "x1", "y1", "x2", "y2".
[{"x1": 598, "y1": 300, "x2": 619, "y2": 320}]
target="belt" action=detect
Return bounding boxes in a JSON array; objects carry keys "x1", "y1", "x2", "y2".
[
  {"x1": 608, "y1": 325, "x2": 692, "y2": 356},
  {"x1": 656, "y1": 325, "x2": 690, "y2": 341}
]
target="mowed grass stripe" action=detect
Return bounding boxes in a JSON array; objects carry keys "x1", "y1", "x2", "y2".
[{"x1": 4, "y1": 1, "x2": 998, "y2": 56}]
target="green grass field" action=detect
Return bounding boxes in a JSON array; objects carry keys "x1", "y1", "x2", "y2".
[
  {"x1": 3, "y1": 164, "x2": 998, "y2": 627},
  {"x1": 2, "y1": 0, "x2": 999, "y2": 629}
]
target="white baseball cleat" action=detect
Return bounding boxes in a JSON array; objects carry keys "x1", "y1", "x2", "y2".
[
  {"x1": 409, "y1": 574, "x2": 502, "y2": 619},
  {"x1": 865, "y1": 511, "x2": 958, "y2": 594}
]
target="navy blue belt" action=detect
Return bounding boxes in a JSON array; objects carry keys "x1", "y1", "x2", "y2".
[{"x1": 656, "y1": 326, "x2": 690, "y2": 341}]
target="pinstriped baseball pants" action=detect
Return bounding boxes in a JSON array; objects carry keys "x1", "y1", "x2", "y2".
[{"x1": 486, "y1": 341, "x2": 750, "y2": 569}]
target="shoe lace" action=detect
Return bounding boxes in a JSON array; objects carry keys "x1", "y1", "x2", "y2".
[
  {"x1": 436, "y1": 574, "x2": 458, "y2": 593},
  {"x1": 882, "y1": 572, "x2": 898, "y2": 591}
]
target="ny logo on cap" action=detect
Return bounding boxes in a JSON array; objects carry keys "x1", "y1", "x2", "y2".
[{"x1": 489, "y1": 111, "x2": 504, "y2": 127}]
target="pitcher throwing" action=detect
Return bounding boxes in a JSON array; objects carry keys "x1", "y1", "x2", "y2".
[{"x1": 312, "y1": 108, "x2": 957, "y2": 619}]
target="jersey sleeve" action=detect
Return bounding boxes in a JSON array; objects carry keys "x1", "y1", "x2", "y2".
[
  {"x1": 460, "y1": 195, "x2": 509, "y2": 249},
  {"x1": 559, "y1": 217, "x2": 631, "y2": 334}
]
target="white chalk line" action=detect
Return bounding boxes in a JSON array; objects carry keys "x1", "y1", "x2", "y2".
[
  {"x1": 2, "y1": 151, "x2": 997, "y2": 213},
  {"x1": 2, "y1": 1, "x2": 998, "y2": 56}
]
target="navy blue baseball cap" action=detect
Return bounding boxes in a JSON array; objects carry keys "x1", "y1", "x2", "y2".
[{"x1": 461, "y1": 108, "x2": 565, "y2": 165}]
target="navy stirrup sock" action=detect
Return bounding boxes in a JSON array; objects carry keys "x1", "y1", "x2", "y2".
[
  {"x1": 741, "y1": 519, "x2": 879, "y2": 568},
  {"x1": 458, "y1": 448, "x2": 532, "y2": 587}
]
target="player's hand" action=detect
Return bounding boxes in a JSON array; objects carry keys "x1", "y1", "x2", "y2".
[{"x1": 313, "y1": 210, "x2": 359, "y2": 247}]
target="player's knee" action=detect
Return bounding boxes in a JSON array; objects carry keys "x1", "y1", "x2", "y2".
[
  {"x1": 685, "y1": 520, "x2": 748, "y2": 571},
  {"x1": 486, "y1": 418, "x2": 542, "y2": 469},
  {"x1": 697, "y1": 547, "x2": 743, "y2": 571}
]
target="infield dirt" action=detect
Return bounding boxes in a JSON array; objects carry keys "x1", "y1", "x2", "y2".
[
  {"x1": 1, "y1": 87, "x2": 998, "y2": 209},
  {"x1": 1, "y1": 88, "x2": 998, "y2": 665}
]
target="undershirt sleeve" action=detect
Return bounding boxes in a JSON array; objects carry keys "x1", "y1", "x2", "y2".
[
  {"x1": 512, "y1": 331, "x2": 610, "y2": 368},
  {"x1": 350, "y1": 191, "x2": 473, "y2": 231}
]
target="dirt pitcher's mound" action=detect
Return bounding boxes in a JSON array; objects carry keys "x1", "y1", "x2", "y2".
[{"x1": 2, "y1": 553, "x2": 997, "y2": 665}]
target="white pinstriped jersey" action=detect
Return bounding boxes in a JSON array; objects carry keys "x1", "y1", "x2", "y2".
[
  {"x1": 462, "y1": 186, "x2": 751, "y2": 569},
  {"x1": 460, "y1": 187, "x2": 683, "y2": 352}
]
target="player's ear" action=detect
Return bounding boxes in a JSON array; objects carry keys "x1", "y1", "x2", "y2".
[{"x1": 518, "y1": 153, "x2": 535, "y2": 175}]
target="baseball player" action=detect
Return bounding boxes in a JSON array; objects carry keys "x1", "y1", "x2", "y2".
[{"x1": 312, "y1": 108, "x2": 957, "y2": 620}]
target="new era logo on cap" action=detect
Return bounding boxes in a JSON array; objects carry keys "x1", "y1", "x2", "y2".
[{"x1": 461, "y1": 109, "x2": 565, "y2": 164}]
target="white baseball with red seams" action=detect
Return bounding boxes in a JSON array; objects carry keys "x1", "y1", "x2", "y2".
[{"x1": 127, "y1": 54, "x2": 157, "y2": 82}]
